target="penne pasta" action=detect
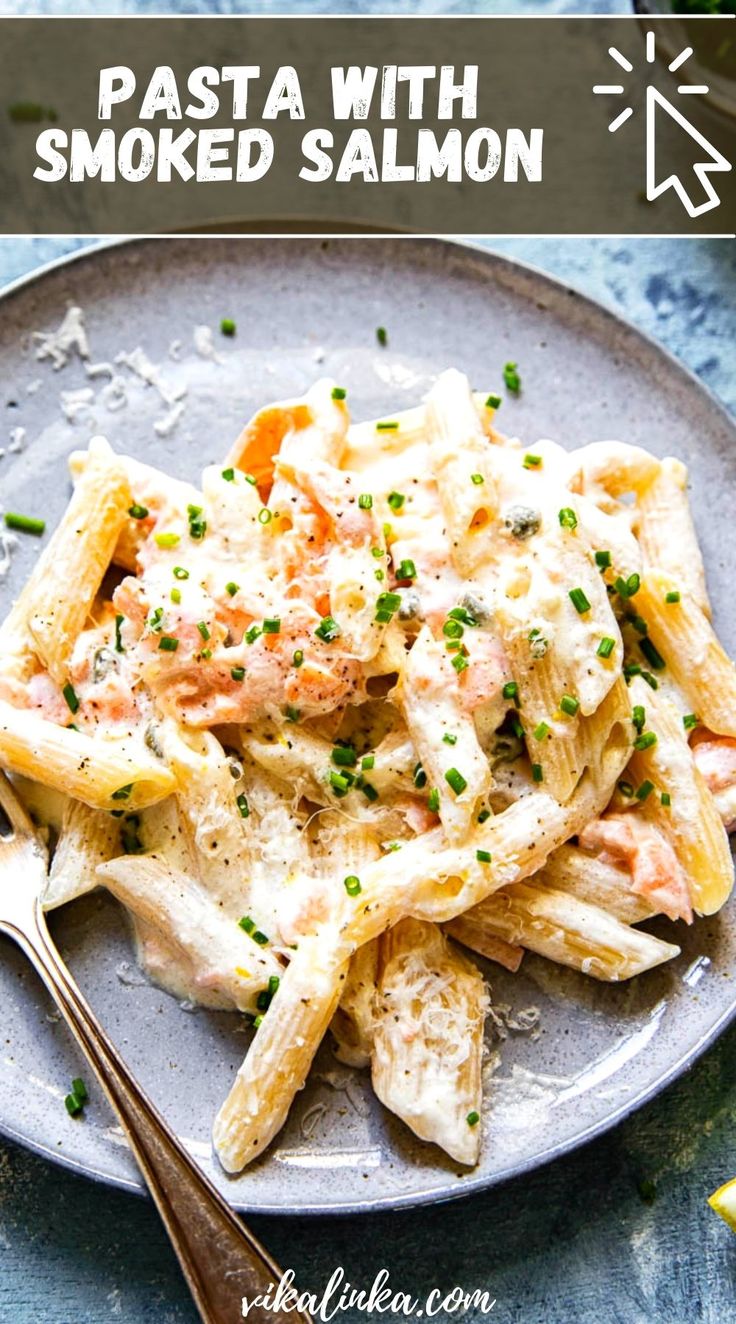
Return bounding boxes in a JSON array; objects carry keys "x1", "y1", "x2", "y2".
[
  {"x1": 636, "y1": 457, "x2": 711, "y2": 618},
  {"x1": 44, "y1": 797, "x2": 121, "y2": 910},
  {"x1": 626, "y1": 676, "x2": 734, "y2": 917},
  {"x1": 0, "y1": 700, "x2": 176, "y2": 810},
  {"x1": 454, "y1": 882, "x2": 679, "y2": 981},
  {"x1": 26, "y1": 438, "x2": 130, "y2": 684},
  {"x1": 634, "y1": 571, "x2": 736, "y2": 738},
  {"x1": 372, "y1": 919, "x2": 489, "y2": 1164}
]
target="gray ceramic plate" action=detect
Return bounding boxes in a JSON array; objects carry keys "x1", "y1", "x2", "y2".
[{"x1": 0, "y1": 237, "x2": 735, "y2": 1215}]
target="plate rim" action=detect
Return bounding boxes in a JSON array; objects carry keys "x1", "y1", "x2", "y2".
[{"x1": 0, "y1": 232, "x2": 735, "y2": 1216}]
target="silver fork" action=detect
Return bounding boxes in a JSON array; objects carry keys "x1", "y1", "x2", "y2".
[{"x1": 0, "y1": 772, "x2": 312, "y2": 1324}]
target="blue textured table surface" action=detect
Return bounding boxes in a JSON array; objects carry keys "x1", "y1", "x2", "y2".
[{"x1": 0, "y1": 235, "x2": 734, "y2": 1324}]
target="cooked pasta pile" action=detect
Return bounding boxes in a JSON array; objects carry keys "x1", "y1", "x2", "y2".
[{"x1": 1, "y1": 368, "x2": 735, "y2": 1171}]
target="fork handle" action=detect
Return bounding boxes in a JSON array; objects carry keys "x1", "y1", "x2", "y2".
[{"x1": 12, "y1": 904, "x2": 312, "y2": 1324}]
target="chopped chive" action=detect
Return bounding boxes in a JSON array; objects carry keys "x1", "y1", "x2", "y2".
[
  {"x1": 533, "y1": 722, "x2": 550, "y2": 741},
  {"x1": 559, "y1": 508, "x2": 578, "y2": 530},
  {"x1": 155, "y1": 532, "x2": 180, "y2": 549},
  {"x1": 632, "y1": 704, "x2": 646, "y2": 733},
  {"x1": 376, "y1": 326, "x2": 388, "y2": 346},
  {"x1": 616, "y1": 573, "x2": 640, "y2": 600},
  {"x1": 510, "y1": 717, "x2": 524, "y2": 740},
  {"x1": 471, "y1": 473, "x2": 484, "y2": 486},
  {"x1": 239, "y1": 915, "x2": 255, "y2": 934},
  {"x1": 641, "y1": 670, "x2": 659, "y2": 691},
  {"x1": 65, "y1": 1093, "x2": 84, "y2": 1118},
  {"x1": 442, "y1": 732, "x2": 458, "y2": 746},
  {"x1": 443, "y1": 619, "x2": 464, "y2": 640},
  {"x1": 197, "y1": 621, "x2": 210, "y2": 641},
  {"x1": 485, "y1": 393, "x2": 502, "y2": 411},
  {"x1": 329, "y1": 770, "x2": 351, "y2": 798},
  {"x1": 128, "y1": 503, "x2": 149, "y2": 520},
  {"x1": 332, "y1": 744, "x2": 357, "y2": 768},
  {"x1": 361, "y1": 781, "x2": 379, "y2": 802},
  {"x1": 523, "y1": 454, "x2": 542, "y2": 469},
  {"x1": 628, "y1": 613, "x2": 648, "y2": 636},
  {"x1": 683, "y1": 713, "x2": 698, "y2": 731},
  {"x1": 595, "y1": 550, "x2": 612, "y2": 570},
  {"x1": 635, "y1": 780, "x2": 655, "y2": 802},
  {"x1": 377, "y1": 421, "x2": 399, "y2": 432},
  {"x1": 62, "y1": 683, "x2": 79, "y2": 715},
  {"x1": 252, "y1": 930, "x2": 269, "y2": 946},
  {"x1": 221, "y1": 467, "x2": 235, "y2": 482},
  {"x1": 358, "y1": 493, "x2": 373, "y2": 510},
  {"x1": 245, "y1": 624, "x2": 262, "y2": 645},
  {"x1": 158, "y1": 635, "x2": 179, "y2": 652},
  {"x1": 72, "y1": 1077, "x2": 88, "y2": 1102},
  {"x1": 374, "y1": 569, "x2": 385, "y2": 582},
  {"x1": 220, "y1": 317, "x2": 236, "y2": 336},
  {"x1": 597, "y1": 637, "x2": 615, "y2": 659},
  {"x1": 331, "y1": 387, "x2": 346, "y2": 401},
  {"x1": 428, "y1": 787, "x2": 440, "y2": 813},
  {"x1": 4, "y1": 512, "x2": 45, "y2": 536},
  {"x1": 371, "y1": 546, "x2": 384, "y2": 558},
  {"x1": 173, "y1": 566, "x2": 189, "y2": 580},
  {"x1": 413, "y1": 762, "x2": 427, "y2": 789},
  {"x1": 661, "y1": 792, "x2": 671, "y2": 807},
  {"x1": 262, "y1": 618, "x2": 281, "y2": 635},
  {"x1": 664, "y1": 589, "x2": 680, "y2": 604},
  {"x1": 230, "y1": 666, "x2": 245, "y2": 683},
  {"x1": 477, "y1": 808, "x2": 491, "y2": 824},
  {"x1": 268, "y1": 974, "x2": 280, "y2": 997},
  {"x1": 569, "y1": 587, "x2": 591, "y2": 615},
  {"x1": 503, "y1": 361, "x2": 521, "y2": 393},
  {"x1": 531, "y1": 763, "x2": 544, "y2": 783},
  {"x1": 445, "y1": 767, "x2": 467, "y2": 796},
  {"x1": 639, "y1": 638, "x2": 666, "y2": 671},
  {"x1": 560, "y1": 694, "x2": 580, "y2": 718},
  {"x1": 618, "y1": 780, "x2": 634, "y2": 798},
  {"x1": 148, "y1": 607, "x2": 164, "y2": 633},
  {"x1": 225, "y1": 581, "x2": 239, "y2": 597},
  {"x1": 243, "y1": 474, "x2": 256, "y2": 486},
  {"x1": 236, "y1": 793, "x2": 249, "y2": 818},
  {"x1": 451, "y1": 654, "x2": 469, "y2": 674},
  {"x1": 187, "y1": 504, "x2": 207, "y2": 540},
  {"x1": 448, "y1": 607, "x2": 478, "y2": 626},
  {"x1": 315, "y1": 615, "x2": 341, "y2": 642},
  {"x1": 387, "y1": 491, "x2": 405, "y2": 510},
  {"x1": 476, "y1": 849, "x2": 492, "y2": 864},
  {"x1": 466, "y1": 1110, "x2": 481, "y2": 1127},
  {"x1": 285, "y1": 705, "x2": 300, "y2": 723},
  {"x1": 502, "y1": 680, "x2": 520, "y2": 707},
  {"x1": 170, "y1": 587, "x2": 181, "y2": 605},
  {"x1": 376, "y1": 592, "x2": 401, "y2": 614},
  {"x1": 114, "y1": 614, "x2": 125, "y2": 653},
  {"x1": 257, "y1": 508, "x2": 272, "y2": 525},
  {"x1": 375, "y1": 608, "x2": 392, "y2": 623},
  {"x1": 344, "y1": 874, "x2": 362, "y2": 897},
  {"x1": 396, "y1": 559, "x2": 416, "y2": 580},
  {"x1": 634, "y1": 732, "x2": 658, "y2": 751},
  {"x1": 111, "y1": 784, "x2": 133, "y2": 802},
  {"x1": 199, "y1": 648, "x2": 212, "y2": 661}
]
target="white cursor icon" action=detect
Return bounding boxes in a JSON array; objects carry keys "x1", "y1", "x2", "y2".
[
  {"x1": 645, "y1": 86, "x2": 731, "y2": 218},
  {"x1": 594, "y1": 33, "x2": 733, "y2": 219}
]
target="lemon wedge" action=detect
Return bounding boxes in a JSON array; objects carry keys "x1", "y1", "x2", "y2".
[{"x1": 709, "y1": 1178, "x2": 736, "y2": 1232}]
